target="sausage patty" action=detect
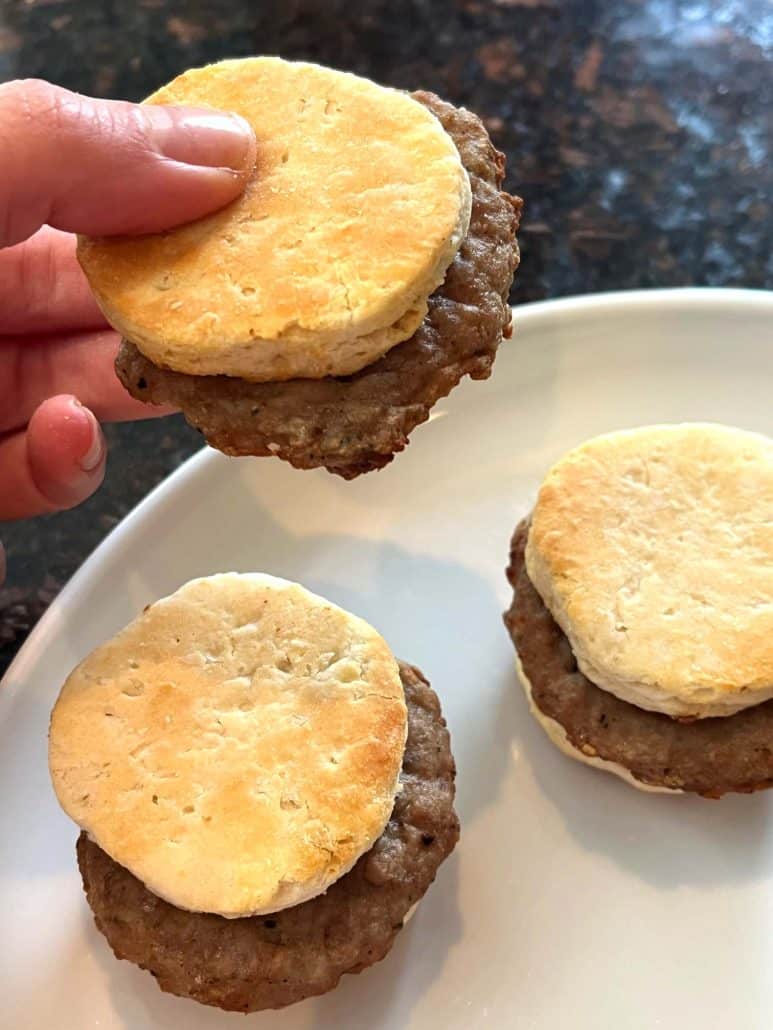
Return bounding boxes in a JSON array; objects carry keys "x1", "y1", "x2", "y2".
[
  {"x1": 77, "y1": 662, "x2": 459, "y2": 1012},
  {"x1": 116, "y1": 92, "x2": 522, "y2": 479},
  {"x1": 504, "y1": 519, "x2": 773, "y2": 798}
]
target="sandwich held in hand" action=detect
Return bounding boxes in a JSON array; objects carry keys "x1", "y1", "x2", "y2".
[
  {"x1": 504, "y1": 423, "x2": 773, "y2": 797},
  {"x1": 49, "y1": 574, "x2": 458, "y2": 1011},
  {"x1": 78, "y1": 57, "x2": 521, "y2": 477}
]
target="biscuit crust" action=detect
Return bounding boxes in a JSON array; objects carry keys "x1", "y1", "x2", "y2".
[
  {"x1": 50, "y1": 574, "x2": 407, "y2": 917},
  {"x1": 78, "y1": 58, "x2": 471, "y2": 382},
  {"x1": 526, "y1": 424, "x2": 773, "y2": 718}
]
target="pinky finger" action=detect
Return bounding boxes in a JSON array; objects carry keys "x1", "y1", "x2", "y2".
[{"x1": 0, "y1": 394, "x2": 106, "y2": 521}]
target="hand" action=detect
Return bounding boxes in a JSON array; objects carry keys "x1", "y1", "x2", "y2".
[{"x1": 0, "y1": 78, "x2": 255, "y2": 580}]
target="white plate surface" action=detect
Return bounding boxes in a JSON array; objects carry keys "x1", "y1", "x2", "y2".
[{"x1": 2, "y1": 288, "x2": 772, "y2": 1030}]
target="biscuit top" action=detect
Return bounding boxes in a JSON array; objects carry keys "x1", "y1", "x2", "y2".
[
  {"x1": 77, "y1": 57, "x2": 471, "y2": 382},
  {"x1": 525, "y1": 424, "x2": 773, "y2": 718},
  {"x1": 49, "y1": 574, "x2": 407, "y2": 917}
]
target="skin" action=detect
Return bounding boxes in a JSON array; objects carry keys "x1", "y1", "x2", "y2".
[{"x1": 0, "y1": 79, "x2": 256, "y2": 579}]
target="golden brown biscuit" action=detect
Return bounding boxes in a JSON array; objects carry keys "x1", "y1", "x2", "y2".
[
  {"x1": 77, "y1": 57, "x2": 471, "y2": 382},
  {"x1": 526, "y1": 424, "x2": 773, "y2": 719},
  {"x1": 49, "y1": 574, "x2": 407, "y2": 918}
]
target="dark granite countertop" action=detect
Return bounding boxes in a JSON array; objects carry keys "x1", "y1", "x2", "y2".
[{"x1": 1, "y1": 0, "x2": 771, "y2": 672}]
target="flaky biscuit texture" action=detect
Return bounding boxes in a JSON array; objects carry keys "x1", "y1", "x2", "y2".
[
  {"x1": 77, "y1": 57, "x2": 471, "y2": 381},
  {"x1": 526, "y1": 424, "x2": 773, "y2": 718},
  {"x1": 50, "y1": 574, "x2": 407, "y2": 917}
]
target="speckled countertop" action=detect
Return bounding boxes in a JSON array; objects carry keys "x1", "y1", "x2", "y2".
[{"x1": 1, "y1": 0, "x2": 771, "y2": 672}]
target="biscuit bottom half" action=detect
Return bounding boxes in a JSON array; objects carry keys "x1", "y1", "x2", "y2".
[
  {"x1": 76, "y1": 663, "x2": 458, "y2": 1013},
  {"x1": 504, "y1": 519, "x2": 773, "y2": 799}
]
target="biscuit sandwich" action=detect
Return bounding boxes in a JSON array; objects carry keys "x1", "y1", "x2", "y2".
[
  {"x1": 504, "y1": 423, "x2": 773, "y2": 798},
  {"x1": 77, "y1": 57, "x2": 522, "y2": 478},
  {"x1": 49, "y1": 574, "x2": 458, "y2": 1011}
]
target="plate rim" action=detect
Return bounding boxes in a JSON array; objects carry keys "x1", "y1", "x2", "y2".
[{"x1": 3, "y1": 285, "x2": 771, "y2": 702}]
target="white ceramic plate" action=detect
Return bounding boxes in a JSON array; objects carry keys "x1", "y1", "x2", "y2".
[{"x1": 2, "y1": 288, "x2": 772, "y2": 1030}]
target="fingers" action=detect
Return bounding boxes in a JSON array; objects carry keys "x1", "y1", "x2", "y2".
[
  {"x1": 0, "y1": 78, "x2": 257, "y2": 247},
  {"x1": 0, "y1": 395, "x2": 106, "y2": 520},
  {"x1": 0, "y1": 330, "x2": 175, "y2": 434},
  {"x1": 0, "y1": 227, "x2": 106, "y2": 335}
]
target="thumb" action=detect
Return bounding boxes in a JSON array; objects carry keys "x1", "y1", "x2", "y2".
[{"x1": 0, "y1": 78, "x2": 256, "y2": 247}]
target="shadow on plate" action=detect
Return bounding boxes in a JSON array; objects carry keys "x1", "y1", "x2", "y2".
[{"x1": 505, "y1": 653, "x2": 773, "y2": 889}]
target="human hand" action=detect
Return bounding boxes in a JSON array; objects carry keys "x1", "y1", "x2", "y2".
[{"x1": 0, "y1": 78, "x2": 256, "y2": 569}]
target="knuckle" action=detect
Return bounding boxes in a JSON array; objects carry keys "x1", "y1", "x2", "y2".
[
  {"x1": 0, "y1": 78, "x2": 77, "y2": 145},
  {"x1": 2, "y1": 78, "x2": 59, "y2": 120},
  {"x1": 117, "y1": 104, "x2": 156, "y2": 154},
  {"x1": 0, "y1": 80, "x2": 78, "y2": 242}
]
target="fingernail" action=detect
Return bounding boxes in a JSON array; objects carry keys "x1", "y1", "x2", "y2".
[
  {"x1": 147, "y1": 105, "x2": 256, "y2": 173},
  {"x1": 73, "y1": 401, "x2": 105, "y2": 472}
]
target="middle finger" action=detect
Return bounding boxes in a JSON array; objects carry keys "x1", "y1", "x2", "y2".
[
  {"x1": 0, "y1": 329, "x2": 174, "y2": 433},
  {"x1": 0, "y1": 226, "x2": 107, "y2": 336}
]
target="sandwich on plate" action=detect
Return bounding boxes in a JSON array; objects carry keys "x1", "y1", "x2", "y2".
[
  {"x1": 49, "y1": 574, "x2": 458, "y2": 1011},
  {"x1": 505, "y1": 423, "x2": 773, "y2": 797}
]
